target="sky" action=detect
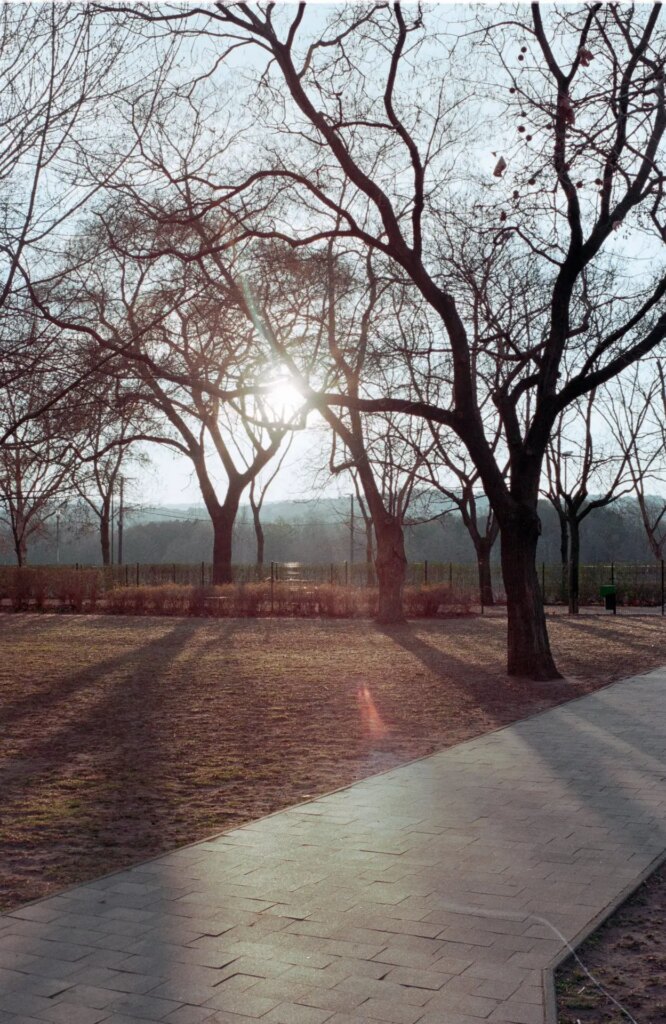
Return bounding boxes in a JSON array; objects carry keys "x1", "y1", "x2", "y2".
[{"x1": 134, "y1": 414, "x2": 347, "y2": 509}]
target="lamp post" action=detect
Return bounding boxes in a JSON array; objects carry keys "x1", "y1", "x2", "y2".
[
  {"x1": 118, "y1": 476, "x2": 124, "y2": 565},
  {"x1": 561, "y1": 450, "x2": 573, "y2": 495}
]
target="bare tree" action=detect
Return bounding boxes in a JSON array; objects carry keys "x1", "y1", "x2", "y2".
[
  {"x1": 123, "y1": 3, "x2": 666, "y2": 677},
  {"x1": 421, "y1": 432, "x2": 501, "y2": 606},
  {"x1": 72, "y1": 375, "x2": 151, "y2": 565},
  {"x1": 57, "y1": 211, "x2": 297, "y2": 583},
  {"x1": 603, "y1": 364, "x2": 666, "y2": 561},
  {"x1": 248, "y1": 433, "x2": 295, "y2": 569},
  {"x1": 0, "y1": 4, "x2": 180, "y2": 442},
  {"x1": 545, "y1": 389, "x2": 633, "y2": 613},
  {"x1": 0, "y1": 379, "x2": 79, "y2": 565},
  {"x1": 350, "y1": 470, "x2": 375, "y2": 583}
]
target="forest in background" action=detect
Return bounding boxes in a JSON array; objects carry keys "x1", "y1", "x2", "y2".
[{"x1": 4, "y1": 494, "x2": 658, "y2": 569}]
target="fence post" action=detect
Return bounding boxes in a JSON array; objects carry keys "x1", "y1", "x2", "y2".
[
  {"x1": 330, "y1": 563, "x2": 334, "y2": 585},
  {"x1": 611, "y1": 560, "x2": 615, "y2": 585},
  {"x1": 345, "y1": 560, "x2": 348, "y2": 586},
  {"x1": 449, "y1": 562, "x2": 453, "y2": 588},
  {"x1": 125, "y1": 565, "x2": 128, "y2": 587},
  {"x1": 270, "y1": 561, "x2": 274, "y2": 613},
  {"x1": 424, "y1": 559, "x2": 428, "y2": 585},
  {"x1": 136, "y1": 562, "x2": 139, "y2": 587},
  {"x1": 172, "y1": 563, "x2": 176, "y2": 584}
]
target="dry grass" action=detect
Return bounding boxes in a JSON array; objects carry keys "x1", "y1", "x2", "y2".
[{"x1": 1, "y1": 611, "x2": 665, "y2": 914}]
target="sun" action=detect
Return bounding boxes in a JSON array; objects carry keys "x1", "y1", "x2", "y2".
[{"x1": 265, "y1": 377, "x2": 306, "y2": 421}]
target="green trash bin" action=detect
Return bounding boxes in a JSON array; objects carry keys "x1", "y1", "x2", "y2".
[{"x1": 600, "y1": 584, "x2": 617, "y2": 613}]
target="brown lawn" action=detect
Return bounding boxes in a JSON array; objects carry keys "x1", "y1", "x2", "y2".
[{"x1": 1, "y1": 611, "x2": 665, "y2": 914}]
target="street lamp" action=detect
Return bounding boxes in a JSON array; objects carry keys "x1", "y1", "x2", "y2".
[{"x1": 561, "y1": 450, "x2": 574, "y2": 495}]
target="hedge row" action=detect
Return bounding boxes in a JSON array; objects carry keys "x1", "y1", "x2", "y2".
[
  {"x1": 0, "y1": 570, "x2": 473, "y2": 618},
  {"x1": 0, "y1": 567, "x2": 101, "y2": 612},
  {"x1": 103, "y1": 582, "x2": 473, "y2": 618}
]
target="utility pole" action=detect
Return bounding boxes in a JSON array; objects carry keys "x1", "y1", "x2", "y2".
[
  {"x1": 118, "y1": 476, "x2": 124, "y2": 565},
  {"x1": 350, "y1": 494, "x2": 354, "y2": 566}
]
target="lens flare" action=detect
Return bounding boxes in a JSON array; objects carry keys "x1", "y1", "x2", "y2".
[{"x1": 356, "y1": 684, "x2": 390, "y2": 739}]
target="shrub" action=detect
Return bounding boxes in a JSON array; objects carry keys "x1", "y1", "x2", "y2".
[
  {"x1": 0, "y1": 570, "x2": 474, "y2": 619},
  {"x1": 189, "y1": 585, "x2": 212, "y2": 616},
  {"x1": 54, "y1": 568, "x2": 100, "y2": 612},
  {"x1": 404, "y1": 584, "x2": 474, "y2": 617},
  {"x1": 104, "y1": 586, "x2": 129, "y2": 615},
  {"x1": 9, "y1": 568, "x2": 35, "y2": 611},
  {"x1": 0, "y1": 566, "x2": 100, "y2": 611},
  {"x1": 229, "y1": 582, "x2": 262, "y2": 617}
]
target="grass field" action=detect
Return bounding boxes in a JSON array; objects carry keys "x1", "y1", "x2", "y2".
[{"x1": 2, "y1": 612, "x2": 666, "y2": 915}]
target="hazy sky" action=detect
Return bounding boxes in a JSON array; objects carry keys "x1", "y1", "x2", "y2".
[{"x1": 135, "y1": 415, "x2": 347, "y2": 509}]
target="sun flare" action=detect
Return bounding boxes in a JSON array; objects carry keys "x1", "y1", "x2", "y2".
[{"x1": 265, "y1": 378, "x2": 306, "y2": 419}]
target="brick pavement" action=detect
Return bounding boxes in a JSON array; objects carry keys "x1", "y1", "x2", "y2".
[{"x1": 1, "y1": 666, "x2": 665, "y2": 1024}]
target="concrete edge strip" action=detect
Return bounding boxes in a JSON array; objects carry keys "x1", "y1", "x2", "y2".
[{"x1": 542, "y1": 847, "x2": 666, "y2": 1024}]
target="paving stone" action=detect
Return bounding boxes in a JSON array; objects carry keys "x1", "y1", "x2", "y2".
[
  {"x1": 48, "y1": 984, "x2": 117, "y2": 1009},
  {"x1": 66, "y1": 965, "x2": 163, "y2": 994},
  {"x1": 264, "y1": 1004, "x2": 334, "y2": 1024},
  {"x1": 162, "y1": 1007, "x2": 217, "y2": 1024},
  {"x1": 29, "y1": 1004, "x2": 110, "y2": 1024},
  {"x1": 381, "y1": 967, "x2": 449, "y2": 990},
  {"x1": 488, "y1": 1000, "x2": 544, "y2": 1024},
  {"x1": 0, "y1": 968, "x2": 71, "y2": 999},
  {"x1": 203, "y1": 990, "x2": 280, "y2": 1016},
  {"x1": 105, "y1": 992, "x2": 186, "y2": 1020},
  {"x1": 206, "y1": 1014, "x2": 265, "y2": 1024},
  {"x1": 357, "y1": 998, "x2": 423, "y2": 1023},
  {"x1": 0, "y1": 1016, "x2": 46, "y2": 1024},
  {"x1": 510, "y1": 984, "x2": 543, "y2": 1006},
  {"x1": 297, "y1": 988, "x2": 369, "y2": 1013}
]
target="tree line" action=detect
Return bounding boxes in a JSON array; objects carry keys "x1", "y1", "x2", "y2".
[
  {"x1": 2, "y1": 3, "x2": 666, "y2": 679},
  {"x1": 5, "y1": 495, "x2": 662, "y2": 573}
]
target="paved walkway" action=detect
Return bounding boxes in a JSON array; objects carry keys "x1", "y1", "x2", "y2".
[{"x1": 1, "y1": 668, "x2": 665, "y2": 1024}]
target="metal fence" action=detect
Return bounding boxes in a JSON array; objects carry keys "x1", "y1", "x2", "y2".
[
  {"x1": 7, "y1": 559, "x2": 661, "y2": 608},
  {"x1": 536, "y1": 561, "x2": 665, "y2": 608}
]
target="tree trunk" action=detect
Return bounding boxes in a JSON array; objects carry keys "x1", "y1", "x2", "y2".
[
  {"x1": 15, "y1": 536, "x2": 27, "y2": 567},
  {"x1": 568, "y1": 517, "x2": 580, "y2": 615},
  {"x1": 212, "y1": 509, "x2": 236, "y2": 585},
  {"x1": 558, "y1": 511, "x2": 568, "y2": 603},
  {"x1": 100, "y1": 508, "x2": 111, "y2": 566},
  {"x1": 252, "y1": 504, "x2": 265, "y2": 570},
  {"x1": 365, "y1": 520, "x2": 374, "y2": 586},
  {"x1": 500, "y1": 512, "x2": 561, "y2": 680},
  {"x1": 476, "y1": 538, "x2": 495, "y2": 606},
  {"x1": 374, "y1": 519, "x2": 407, "y2": 623}
]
